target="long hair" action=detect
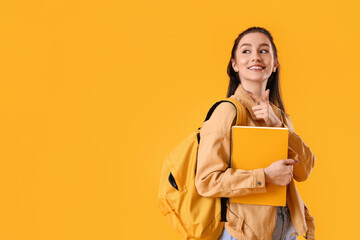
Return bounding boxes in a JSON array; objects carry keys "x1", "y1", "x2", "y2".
[{"x1": 226, "y1": 26, "x2": 286, "y2": 114}]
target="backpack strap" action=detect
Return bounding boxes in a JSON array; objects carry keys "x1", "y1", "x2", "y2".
[
  {"x1": 224, "y1": 97, "x2": 247, "y2": 126},
  {"x1": 200, "y1": 97, "x2": 247, "y2": 223},
  {"x1": 203, "y1": 98, "x2": 247, "y2": 126}
]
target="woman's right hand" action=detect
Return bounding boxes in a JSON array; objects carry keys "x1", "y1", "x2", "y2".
[{"x1": 264, "y1": 159, "x2": 298, "y2": 186}]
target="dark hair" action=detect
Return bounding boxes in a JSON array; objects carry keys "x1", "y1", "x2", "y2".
[{"x1": 226, "y1": 26, "x2": 286, "y2": 114}]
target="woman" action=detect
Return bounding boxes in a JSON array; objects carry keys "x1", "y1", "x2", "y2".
[{"x1": 195, "y1": 27, "x2": 316, "y2": 240}]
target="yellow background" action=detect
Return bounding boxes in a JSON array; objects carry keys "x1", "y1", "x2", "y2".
[{"x1": 0, "y1": 0, "x2": 359, "y2": 239}]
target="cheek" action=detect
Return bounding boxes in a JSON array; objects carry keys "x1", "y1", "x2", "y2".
[
  {"x1": 265, "y1": 56, "x2": 275, "y2": 67},
  {"x1": 238, "y1": 57, "x2": 248, "y2": 67}
]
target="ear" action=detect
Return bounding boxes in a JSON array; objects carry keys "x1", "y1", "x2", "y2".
[
  {"x1": 231, "y1": 59, "x2": 238, "y2": 72},
  {"x1": 273, "y1": 60, "x2": 279, "y2": 72}
]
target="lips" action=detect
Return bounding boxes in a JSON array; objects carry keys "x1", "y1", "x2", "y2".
[{"x1": 248, "y1": 65, "x2": 265, "y2": 70}]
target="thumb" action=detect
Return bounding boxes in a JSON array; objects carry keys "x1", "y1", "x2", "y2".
[{"x1": 282, "y1": 159, "x2": 299, "y2": 165}]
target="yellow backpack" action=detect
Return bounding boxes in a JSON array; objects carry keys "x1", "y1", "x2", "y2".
[{"x1": 157, "y1": 98, "x2": 247, "y2": 240}]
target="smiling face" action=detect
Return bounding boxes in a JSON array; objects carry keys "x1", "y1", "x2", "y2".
[{"x1": 231, "y1": 32, "x2": 278, "y2": 84}]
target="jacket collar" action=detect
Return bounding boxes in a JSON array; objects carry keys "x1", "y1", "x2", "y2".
[{"x1": 231, "y1": 83, "x2": 281, "y2": 120}]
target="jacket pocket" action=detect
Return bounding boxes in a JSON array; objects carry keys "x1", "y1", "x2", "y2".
[{"x1": 227, "y1": 208, "x2": 256, "y2": 240}]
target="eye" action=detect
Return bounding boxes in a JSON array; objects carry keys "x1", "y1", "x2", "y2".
[
  {"x1": 260, "y1": 49, "x2": 269, "y2": 53},
  {"x1": 242, "y1": 50, "x2": 250, "y2": 54}
]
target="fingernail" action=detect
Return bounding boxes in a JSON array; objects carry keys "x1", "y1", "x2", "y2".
[{"x1": 295, "y1": 160, "x2": 299, "y2": 163}]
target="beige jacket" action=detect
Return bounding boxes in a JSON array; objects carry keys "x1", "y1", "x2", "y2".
[{"x1": 195, "y1": 84, "x2": 316, "y2": 240}]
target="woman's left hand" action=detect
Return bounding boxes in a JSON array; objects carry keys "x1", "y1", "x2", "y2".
[{"x1": 247, "y1": 89, "x2": 283, "y2": 127}]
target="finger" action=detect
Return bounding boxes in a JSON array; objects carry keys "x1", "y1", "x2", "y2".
[
  {"x1": 255, "y1": 112, "x2": 270, "y2": 118},
  {"x1": 253, "y1": 110, "x2": 268, "y2": 116},
  {"x1": 252, "y1": 105, "x2": 264, "y2": 111},
  {"x1": 253, "y1": 104, "x2": 268, "y2": 112},
  {"x1": 282, "y1": 159, "x2": 298, "y2": 165},
  {"x1": 254, "y1": 113, "x2": 267, "y2": 120},
  {"x1": 252, "y1": 103, "x2": 268, "y2": 111},
  {"x1": 253, "y1": 107, "x2": 268, "y2": 113},
  {"x1": 283, "y1": 159, "x2": 297, "y2": 165},
  {"x1": 253, "y1": 114, "x2": 268, "y2": 121}
]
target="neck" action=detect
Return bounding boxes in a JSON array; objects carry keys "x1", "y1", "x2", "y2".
[{"x1": 241, "y1": 80, "x2": 267, "y2": 98}]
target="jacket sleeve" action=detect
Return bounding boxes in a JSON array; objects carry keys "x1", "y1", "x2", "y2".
[
  {"x1": 195, "y1": 102, "x2": 267, "y2": 198},
  {"x1": 281, "y1": 113, "x2": 316, "y2": 182}
]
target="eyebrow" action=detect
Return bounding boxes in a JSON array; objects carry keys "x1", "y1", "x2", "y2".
[{"x1": 240, "y1": 43, "x2": 270, "y2": 48}]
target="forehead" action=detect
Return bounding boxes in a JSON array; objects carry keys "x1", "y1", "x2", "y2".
[{"x1": 239, "y1": 32, "x2": 271, "y2": 47}]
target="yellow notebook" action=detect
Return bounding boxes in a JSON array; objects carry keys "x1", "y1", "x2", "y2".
[{"x1": 230, "y1": 126, "x2": 289, "y2": 206}]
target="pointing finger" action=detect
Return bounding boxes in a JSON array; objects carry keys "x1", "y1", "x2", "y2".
[{"x1": 252, "y1": 105, "x2": 265, "y2": 111}]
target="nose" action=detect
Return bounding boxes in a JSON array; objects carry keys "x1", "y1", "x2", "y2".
[{"x1": 251, "y1": 51, "x2": 261, "y2": 62}]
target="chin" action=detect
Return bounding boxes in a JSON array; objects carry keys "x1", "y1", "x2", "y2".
[{"x1": 244, "y1": 76, "x2": 269, "y2": 83}]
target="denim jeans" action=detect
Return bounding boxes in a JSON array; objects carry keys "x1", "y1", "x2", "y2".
[{"x1": 218, "y1": 205, "x2": 298, "y2": 240}]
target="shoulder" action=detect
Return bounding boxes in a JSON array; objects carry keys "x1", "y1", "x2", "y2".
[
  {"x1": 200, "y1": 101, "x2": 236, "y2": 137},
  {"x1": 210, "y1": 101, "x2": 237, "y2": 122},
  {"x1": 213, "y1": 101, "x2": 237, "y2": 116}
]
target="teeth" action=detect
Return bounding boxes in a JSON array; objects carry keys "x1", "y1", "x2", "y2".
[{"x1": 249, "y1": 66, "x2": 264, "y2": 69}]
